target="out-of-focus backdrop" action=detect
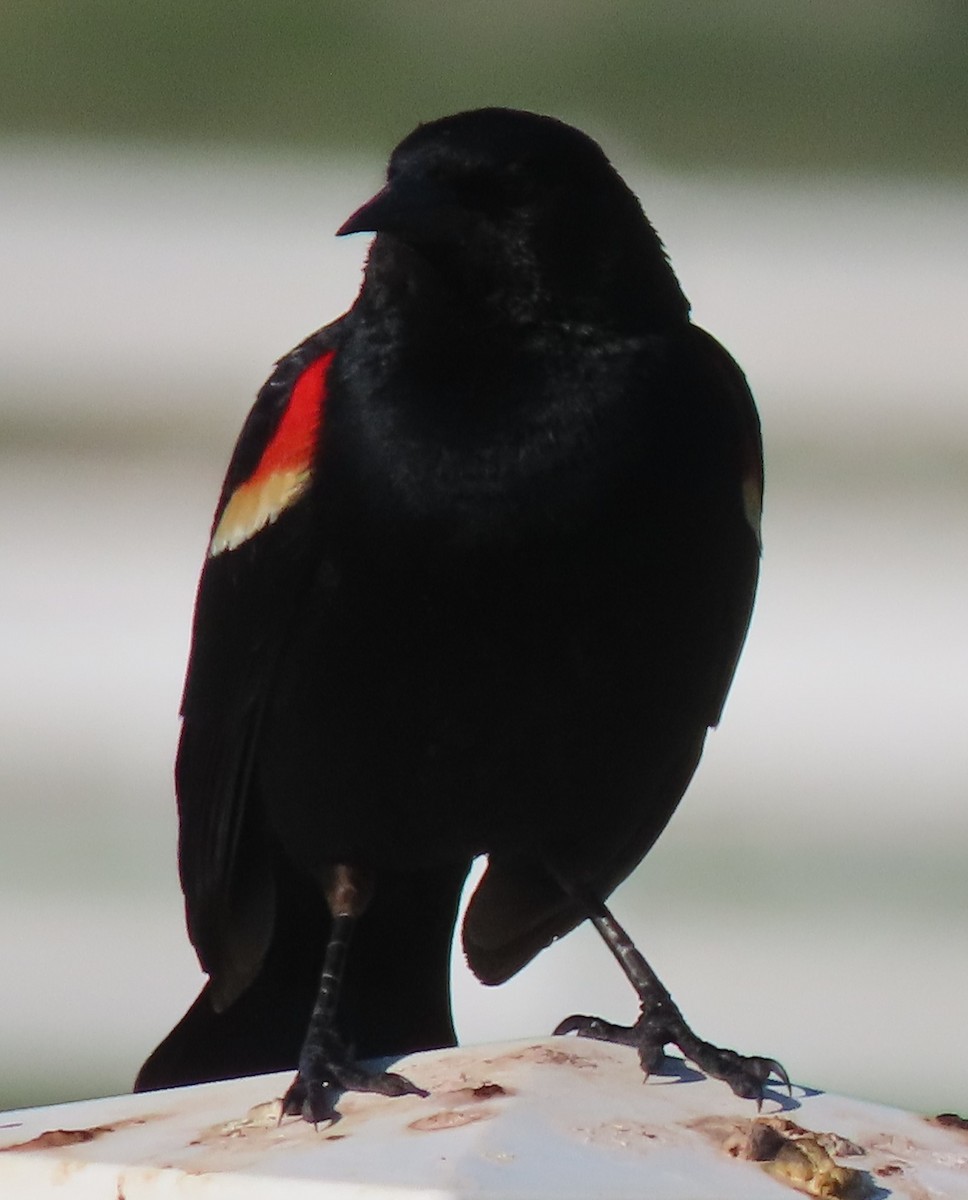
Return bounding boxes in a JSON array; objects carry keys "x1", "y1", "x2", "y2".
[{"x1": 2, "y1": 2, "x2": 966, "y2": 1117}]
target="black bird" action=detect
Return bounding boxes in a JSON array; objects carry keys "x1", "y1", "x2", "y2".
[{"x1": 136, "y1": 107, "x2": 785, "y2": 1122}]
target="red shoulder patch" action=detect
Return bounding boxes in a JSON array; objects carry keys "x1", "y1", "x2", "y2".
[{"x1": 209, "y1": 351, "x2": 335, "y2": 556}]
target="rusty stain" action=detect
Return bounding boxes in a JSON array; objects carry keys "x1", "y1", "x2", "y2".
[
  {"x1": 470, "y1": 1082, "x2": 507, "y2": 1099},
  {"x1": 436, "y1": 1081, "x2": 511, "y2": 1106},
  {"x1": 1, "y1": 1117, "x2": 149, "y2": 1154},
  {"x1": 874, "y1": 1162, "x2": 903, "y2": 1177},
  {"x1": 408, "y1": 1106, "x2": 496, "y2": 1133},
  {"x1": 438, "y1": 1041, "x2": 602, "y2": 1087},
  {"x1": 932, "y1": 1111, "x2": 968, "y2": 1132},
  {"x1": 6, "y1": 1128, "x2": 100, "y2": 1151}
]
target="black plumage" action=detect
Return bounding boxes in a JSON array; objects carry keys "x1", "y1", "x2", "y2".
[{"x1": 137, "y1": 108, "x2": 783, "y2": 1120}]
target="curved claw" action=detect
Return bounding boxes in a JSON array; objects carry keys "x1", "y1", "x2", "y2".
[
  {"x1": 282, "y1": 1064, "x2": 428, "y2": 1126},
  {"x1": 705, "y1": 1052, "x2": 791, "y2": 1107},
  {"x1": 555, "y1": 1007, "x2": 790, "y2": 1107},
  {"x1": 282, "y1": 1076, "x2": 339, "y2": 1127},
  {"x1": 736, "y1": 1055, "x2": 793, "y2": 1106},
  {"x1": 752, "y1": 1056, "x2": 792, "y2": 1096},
  {"x1": 553, "y1": 1013, "x2": 618, "y2": 1038},
  {"x1": 553, "y1": 1013, "x2": 586, "y2": 1037},
  {"x1": 553, "y1": 1013, "x2": 642, "y2": 1048}
]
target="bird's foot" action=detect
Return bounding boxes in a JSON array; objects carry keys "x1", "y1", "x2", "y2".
[
  {"x1": 555, "y1": 1008, "x2": 789, "y2": 1106},
  {"x1": 281, "y1": 1029, "x2": 428, "y2": 1125}
]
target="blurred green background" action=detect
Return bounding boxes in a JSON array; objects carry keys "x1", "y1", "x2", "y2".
[
  {"x1": 1, "y1": 0, "x2": 966, "y2": 174},
  {"x1": 2, "y1": 1, "x2": 966, "y2": 1120}
]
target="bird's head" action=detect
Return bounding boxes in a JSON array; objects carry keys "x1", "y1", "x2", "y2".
[{"x1": 338, "y1": 108, "x2": 689, "y2": 334}]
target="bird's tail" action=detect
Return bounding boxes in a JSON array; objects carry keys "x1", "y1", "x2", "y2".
[{"x1": 135, "y1": 859, "x2": 470, "y2": 1092}]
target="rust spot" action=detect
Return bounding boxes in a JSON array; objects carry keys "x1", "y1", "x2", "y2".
[
  {"x1": 471, "y1": 1082, "x2": 507, "y2": 1099},
  {"x1": 1, "y1": 1118, "x2": 148, "y2": 1154},
  {"x1": 437, "y1": 1081, "x2": 511, "y2": 1106},
  {"x1": 8, "y1": 1128, "x2": 100, "y2": 1151},
  {"x1": 932, "y1": 1111, "x2": 968, "y2": 1132},
  {"x1": 408, "y1": 1106, "x2": 495, "y2": 1132},
  {"x1": 875, "y1": 1163, "x2": 904, "y2": 1177}
]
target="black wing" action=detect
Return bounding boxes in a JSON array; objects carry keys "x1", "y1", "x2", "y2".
[
  {"x1": 176, "y1": 322, "x2": 342, "y2": 1011},
  {"x1": 464, "y1": 323, "x2": 763, "y2": 984}
]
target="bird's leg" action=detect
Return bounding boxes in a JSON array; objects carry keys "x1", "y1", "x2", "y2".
[
  {"x1": 281, "y1": 865, "x2": 428, "y2": 1124},
  {"x1": 553, "y1": 883, "x2": 789, "y2": 1104}
]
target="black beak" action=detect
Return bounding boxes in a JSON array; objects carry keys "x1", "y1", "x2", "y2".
[
  {"x1": 336, "y1": 177, "x2": 459, "y2": 243},
  {"x1": 336, "y1": 186, "x2": 398, "y2": 238}
]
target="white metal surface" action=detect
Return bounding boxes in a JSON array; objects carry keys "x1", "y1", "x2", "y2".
[{"x1": 1, "y1": 1038, "x2": 965, "y2": 1198}]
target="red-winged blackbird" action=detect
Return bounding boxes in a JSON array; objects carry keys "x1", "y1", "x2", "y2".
[{"x1": 136, "y1": 108, "x2": 785, "y2": 1121}]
